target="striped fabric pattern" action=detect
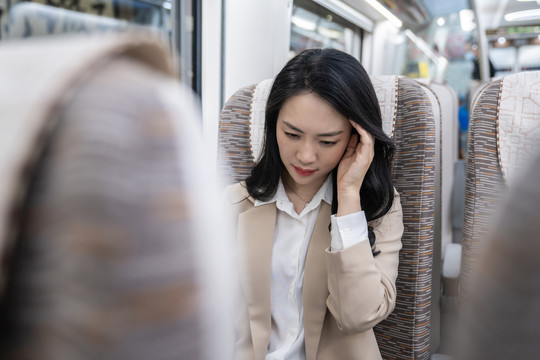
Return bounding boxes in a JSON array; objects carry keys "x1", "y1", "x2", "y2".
[
  {"x1": 459, "y1": 72, "x2": 540, "y2": 306},
  {"x1": 0, "y1": 33, "x2": 175, "y2": 293},
  {"x1": 374, "y1": 77, "x2": 436, "y2": 360},
  {"x1": 460, "y1": 80, "x2": 507, "y2": 305},
  {"x1": 217, "y1": 85, "x2": 257, "y2": 184},
  {"x1": 0, "y1": 57, "x2": 217, "y2": 360},
  {"x1": 217, "y1": 76, "x2": 437, "y2": 359},
  {"x1": 459, "y1": 147, "x2": 540, "y2": 360}
]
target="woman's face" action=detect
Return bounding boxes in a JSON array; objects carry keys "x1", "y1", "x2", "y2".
[{"x1": 276, "y1": 92, "x2": 352, "y2": 192}]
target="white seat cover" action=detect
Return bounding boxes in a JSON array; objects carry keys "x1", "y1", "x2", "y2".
[{"x1": 498, "y1": 72, "x2": 540, "y2": 186}]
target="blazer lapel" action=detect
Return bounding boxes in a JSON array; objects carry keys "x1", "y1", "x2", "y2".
[
  {"x1": 303, "y1": 202, "x2": 332, "y2": 360},
  {"x1": 237, "y1": 202, "x2": 276, "y2": 360}
]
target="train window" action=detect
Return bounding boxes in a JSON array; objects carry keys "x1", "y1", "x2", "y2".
[
  {"x1": 0, "y1": 0, "x2": 201, "y2": 95},
  {"x1": 490, "y1": 46, "x2": 517, "y2": 76},
  {"x1": 398, "y1": 9, "x2": 479, "y2": 95},
  {"x1": 0, "y1": 0, "x2": 172, "y2": 40},
  {"x1": 290, "y1": 0, "x2": 362, "y2": 59},
  {"x1": 379, "y1": 3, "x2": 480, "y2": 160},
  {"x1": 487, "y1": 27, "x2": 540, "y2": 75},
  {"x1": 172, "y1": 0, "x2": 201, "y2": 95}
]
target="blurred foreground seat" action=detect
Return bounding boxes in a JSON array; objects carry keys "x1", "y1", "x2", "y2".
[
  {"x1": 0, "y1": 33, "x2": 233, "y2": 360},
  {"x1": 459, "y1": 146, "x2": 540, "y2": 359},
  {"x1": 460, "y1": 71, "x2": 540, "y2": 305}
]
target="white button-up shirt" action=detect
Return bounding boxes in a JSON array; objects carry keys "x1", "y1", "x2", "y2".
[{"x1": 255, "y1": 176, "x2": 368, "y2": 360}]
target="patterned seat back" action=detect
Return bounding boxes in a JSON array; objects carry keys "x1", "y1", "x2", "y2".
[
  {"x1": 460, "y1": 71, "x2": 540, "y2": 305},
  {"x1": 0, "y1": 34, "x2": 233, "y2": 360},
  {"x1": 413, "y1": 80, "x2": 447, "y2": 354},
  {"x1": 459, "y1": 147, "x2": 540, "y2": 360},
  {"x1": 422, "y1": 81, "x2": 459, "y2": 256},
  {"x1": 218, "y1": 76, "x2": 438, "y2": 359}
]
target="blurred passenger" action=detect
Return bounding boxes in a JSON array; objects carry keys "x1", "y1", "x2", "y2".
[
  {"x1": 459, "y1": 148, "x2": 540, "y2": 359},
  {"x1": 466, "y1": 43, "x2": 496, "y2": 81},
  {"x1": 224, "y1": 48, "x2": 404, "y2": 360},
  {"x1": 0, "y1": 34, "x2": 234, "y2": 360},
  {"x1": 458, "y1": 94, "x2": 469, "y2": 159}
]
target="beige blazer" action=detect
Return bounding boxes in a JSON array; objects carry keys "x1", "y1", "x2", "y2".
[{"x1": 225, "y1": 182, "x2": 404, "y2": 360}]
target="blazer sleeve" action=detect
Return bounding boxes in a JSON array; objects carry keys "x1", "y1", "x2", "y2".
[
  {"x1": 325, "y1": 188, "x2": 403, "y2": 334},
  {"x1": 223, "y1": 183, "x2": 257, "y2": 360}
]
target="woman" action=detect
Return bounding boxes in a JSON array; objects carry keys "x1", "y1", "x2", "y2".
[{"x1": 225, "y1": 48, "x2": 403, "y2": 360}]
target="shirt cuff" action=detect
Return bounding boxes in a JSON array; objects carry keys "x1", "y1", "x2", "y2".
[{"x1": 330, "y1": 211, "x2": 368, "y2": 251}]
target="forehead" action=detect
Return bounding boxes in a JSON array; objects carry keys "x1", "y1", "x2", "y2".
[{"x1": 278, "y1": 92, "x2": 349, "y2": 131}]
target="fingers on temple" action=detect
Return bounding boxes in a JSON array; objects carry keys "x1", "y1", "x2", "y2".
[{"x1": 349, "y1": 120, "x2": 373, "y2": 148}]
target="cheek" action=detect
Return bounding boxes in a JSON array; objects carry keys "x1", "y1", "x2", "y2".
[
  {"x1": 276, "y1": 134, "x2": 289, "y2": 160},
  {"x1": 324, "y1": 145, "x2": 348, "y2": 167}
]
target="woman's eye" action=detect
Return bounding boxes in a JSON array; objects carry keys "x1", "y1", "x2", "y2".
[
  {"x1": 320, "y1": 140, "x2": 337, "y2": 146},
  {"x1": 285, "y1": 132, "x2": 299, "y2": 139}
]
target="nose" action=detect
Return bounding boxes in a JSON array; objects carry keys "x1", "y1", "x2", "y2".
[{"x1": 296, "y1": 140, "x2": 317, "y2": 165}]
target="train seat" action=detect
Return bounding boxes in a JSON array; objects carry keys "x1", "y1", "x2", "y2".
[
  {"x1": 0, "y1": 33, "x2": 233, "y2": 359},
  {"x1": 413, "y1": 81, "x2": 443, "y2": 354},
  {"x1": 418, "y1": 80, "x2": 459, "y2": 255},
  {"x1": 459, "y1": 146, "x2": 540, "y2": 359},
  {"x1": 218, "y1": 75, "x2": 438, "y2": 359},
  {"x1": 460, "y1": 71, "x2": 540, "y2": 305},
  {"x1": 415, "y1": 79, "x2": 464, "y2": 354}
]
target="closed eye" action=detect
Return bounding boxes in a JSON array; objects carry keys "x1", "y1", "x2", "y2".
[
  {"x1": 320, "y1": 140, "x2": 337, "y2": 146},
  {"x1": 285, "y1": 131, "x2": 300, "y2": 139}
]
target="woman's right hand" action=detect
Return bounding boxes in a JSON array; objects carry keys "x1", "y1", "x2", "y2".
[{"x1": 336, "y1": 120, "x2": 374, "y2": 216}]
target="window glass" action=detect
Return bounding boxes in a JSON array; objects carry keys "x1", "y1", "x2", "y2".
[
  {"x1": 1, "y1": 0, "x2": 172, "y2": 40},
  {"x1": 0, "y1": 0, "x2": 202, "y2": 95},
  {"x1": 399, "y1": 10, "x2": 478, "y2": 97},
  {"x1": 487, "y1": 27, "x2": 540, "y2": 76},
  {"x1": 290, "y1": 0, "x2": 361, "y2": 59},
  {"x1": 392, "y1": 7, "x2": 480, "y2": 159}
]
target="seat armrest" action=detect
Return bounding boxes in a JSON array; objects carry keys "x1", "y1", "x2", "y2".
[
  {"x1": 442, "y1": 243, "x2": 461, "y2": 297},
  {"x1": 443, "y1": 243, "x2": 461, "y2": 279}
]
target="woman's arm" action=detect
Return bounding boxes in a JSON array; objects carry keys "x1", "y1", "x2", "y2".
[{"x1": 325, "y1": 188, "x2": 403, "y2": 334}]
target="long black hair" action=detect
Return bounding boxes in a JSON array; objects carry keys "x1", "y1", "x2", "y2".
[{"x1": 245, "y1": 48, "x2": 395, "y2": 222}]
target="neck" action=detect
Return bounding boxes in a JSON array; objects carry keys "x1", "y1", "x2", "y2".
[
  {"x1": 281, "y1": 173, "x2": 323, "y2": 205},
  {"x1": 285, "y1": 182, "x2": 309, "y2": 204}
]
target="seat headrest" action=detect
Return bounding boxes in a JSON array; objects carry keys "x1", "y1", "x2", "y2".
[
  {"x1": 497, "y1": 71, "x2": 540, "y2": 186},
  {"x1": 370, "y1": 75, "x2": 398, "y2": 138}
]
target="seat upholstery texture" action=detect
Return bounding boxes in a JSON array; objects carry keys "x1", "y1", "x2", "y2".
[
  {"x1": 218, "y1": 75, "x2": 437, "y2": 359},
  {"x1": 0, "y1": 34, "x2": 232, "y2": 360},
  {"x1": 459, "y1": 147, "x2": 540, "y2": 360},
  {"x1": 460, "y1": 71, "x2": 540, "y2": 305}
]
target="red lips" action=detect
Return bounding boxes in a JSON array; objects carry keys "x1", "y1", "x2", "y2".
[{"x1": 294, "y1": 166, "x2": 316, "y2": 176}]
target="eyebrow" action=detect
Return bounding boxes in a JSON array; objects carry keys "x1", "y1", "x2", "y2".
[{"x1": 282, "y1": 121, "x2": 344, "y2": 137}]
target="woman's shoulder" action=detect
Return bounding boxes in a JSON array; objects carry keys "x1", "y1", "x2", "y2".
[
  {"x1": 392, "y1": 187, "x2": 401, "y2": 204},
  {"x1": 368, "y1": 187, "x2": 402, "y2": 227},
  {"x1": 224, "y1": 181, "x2": 252, "y2": 205},
  {"x1": 387, "y1": 187, "x2": 402, "y2": 214}
]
